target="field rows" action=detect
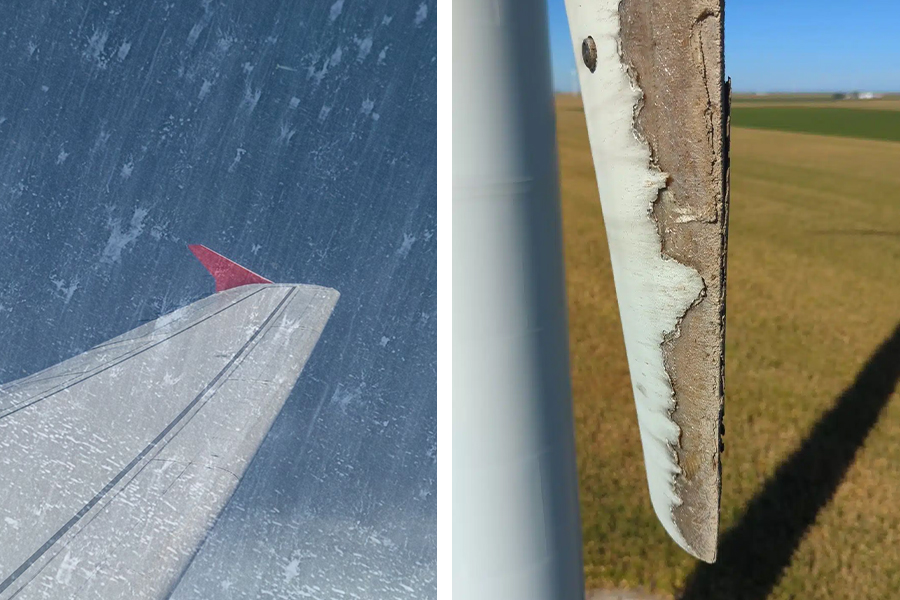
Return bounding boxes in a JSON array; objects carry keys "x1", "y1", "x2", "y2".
[{"x1": 557, "y1": 96, "x2": 900, "y2": 599}]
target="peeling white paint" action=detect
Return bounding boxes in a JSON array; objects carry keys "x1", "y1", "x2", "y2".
[
  {"x1": 198, "y1": 79, "x2": 212, "y2": 100},
  {"x1": 187, "y1": 7, "x2": 213, "y2": 48},
  {"x1": 50, "y1": 276, "x2": 79, "y2": 304},
  {"x1": 329, "y1": 0, "x2": 344, "y2": 22},
  {"x1": 278, "y1": 122, "x2": 296, "y2": 143},
  {"x1": 329, "y1": 45, "x2": 343, "y2": 68},
  {"x1": 84, "y1": 28, "x2": 109, "y2": 68},
  {"x1": 242, "y1": 86, "x2": 261, "y2": 113},
  {"x1": 565, "y1": 0, "x2": 705, "y2": 554},
  {"x1": 228, "y1": 148, "x2": 246, "y2": 173},
  {"x1": 354, "y1": 35, "x2": 373, "y2": 62},
  {"x1": 116, "y1": 40, "x2": 131, "y2": 61},
  {"x1": 100, "y1": 207, "x2": 148, "y2": 264},
  {"x1": 414, "y1": 3, "x2": 428, "y2": 26},
  {"x1": 120, "y1": 159, "x2": 134, "y2": 179}
]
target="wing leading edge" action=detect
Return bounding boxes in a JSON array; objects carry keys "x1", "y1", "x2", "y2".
[{"x1": 0, "y1": 275, "x2": 339, "y2": 599}]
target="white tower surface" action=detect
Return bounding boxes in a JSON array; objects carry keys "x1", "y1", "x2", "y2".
[{"x1": 453, "y1": 0, "x2": 585, "y2": 598}]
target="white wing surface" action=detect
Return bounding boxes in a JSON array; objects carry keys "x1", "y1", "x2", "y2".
[{"x1": 0, "y1": 283, "x2": 339, "y2": 599}]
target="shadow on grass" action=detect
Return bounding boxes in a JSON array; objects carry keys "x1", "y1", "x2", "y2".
[{"x1": 679, "y1": 322, "x2": 900, "y2": 600}]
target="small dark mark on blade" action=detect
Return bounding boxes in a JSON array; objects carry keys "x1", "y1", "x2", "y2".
[{"x1": 582, "y1": 36, "x2": 597, "y2": 73}]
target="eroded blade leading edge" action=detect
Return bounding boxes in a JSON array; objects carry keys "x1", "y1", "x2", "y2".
[{"x1": 563, "y1": 0, "x2": 728, "y2": 562}]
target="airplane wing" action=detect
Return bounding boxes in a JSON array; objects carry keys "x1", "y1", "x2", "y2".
[{"x1": 0, "y1": 250, "x2": 339, "y2": 599}]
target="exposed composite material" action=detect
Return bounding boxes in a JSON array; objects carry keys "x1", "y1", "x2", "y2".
[{"x1": 563, "y1": 0, "x2": 729, "y2": 561}]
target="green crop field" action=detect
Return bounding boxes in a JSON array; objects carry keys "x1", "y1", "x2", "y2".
[
  {"x1": 557, "y1": 94, "x2": 900, "y2": 599},
  {"x1": 732, "y1": 98, "x2": 900, "y2": 112},
  {"x1": 731, "y1": 93, "x2": 900, "y2": 110},
  {"x1": 731, "y1": 106, "x2": 900, "y2": 142},
  {"x1": 732, "y1": 93, "x2": 840, "y2": 104}
]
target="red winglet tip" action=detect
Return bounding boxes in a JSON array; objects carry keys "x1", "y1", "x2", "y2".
[{"x1": 188, "y1": 244, "x2": 273, "y2": 292}]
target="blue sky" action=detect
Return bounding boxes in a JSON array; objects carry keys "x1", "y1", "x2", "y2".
[{"x1": 548, "y1": 0, "x2": 900, "y2": 93}]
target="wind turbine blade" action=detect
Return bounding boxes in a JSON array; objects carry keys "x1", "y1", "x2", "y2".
[{"x1": 563, "y1": 0, "x2": 729, "y2": 562}]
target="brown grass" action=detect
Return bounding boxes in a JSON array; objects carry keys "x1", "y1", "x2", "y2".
[{"x1": 557, "y1": 95, "x2": 900, "y2": 598}]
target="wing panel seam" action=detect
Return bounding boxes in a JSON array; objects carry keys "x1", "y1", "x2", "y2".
[
  {"x1": 0, "y1": 288, "x2": 267, "y2": 421},
  {"x1": 0, "y1": 287, "x2": 295, "y2": 597}
]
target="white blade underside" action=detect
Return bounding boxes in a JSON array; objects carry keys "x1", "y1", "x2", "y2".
[{"x1": 0, "y1": 283, "x2": 338, "y2": 599}]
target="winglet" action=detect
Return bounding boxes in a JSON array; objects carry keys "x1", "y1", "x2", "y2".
[{"x1": 188, "y1": 244, "x2": 273, "y2": 292}]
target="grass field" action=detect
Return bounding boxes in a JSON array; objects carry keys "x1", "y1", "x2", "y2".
[
  {"x1": 732, "y1": 93, "x2": 839, "y2": 102},
  {"x1": 732, "y1": 93, "x2": 900, "y2": 110},
  {"x1": 731, "y1": 106, "x2": 900, "y2": 142},
  {"x1": 732, "y1": 99, "x2": 900, "y2": 112},
  {"x1": 557, "y1": 95, "x2": 900, "y2": 599}
]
